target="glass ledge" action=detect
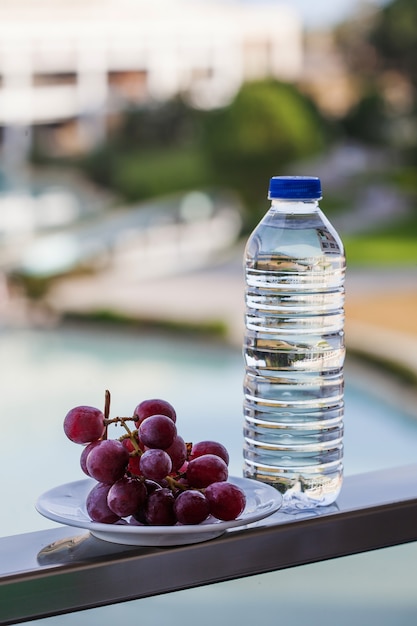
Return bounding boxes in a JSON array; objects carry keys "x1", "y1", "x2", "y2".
[{"x1": 2, "y1": 464, "x2": 417, "y2": 626}]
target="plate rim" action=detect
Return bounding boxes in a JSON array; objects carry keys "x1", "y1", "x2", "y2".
[{"x1": 36, "y1": 476, "x2": 282, "y2": 536}]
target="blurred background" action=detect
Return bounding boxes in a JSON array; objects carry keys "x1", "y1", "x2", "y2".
[
  {"x1": 0, "y1": 0, "x2": 417, "y2": 352},
  {"x1": 1, "y1": 1, "x2": 417, "y2": 624},
  {"x1": 0, "y1": 0, "x2": 416, "y2": 364}
]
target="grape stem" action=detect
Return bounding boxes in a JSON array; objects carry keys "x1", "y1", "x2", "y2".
[
  {"x1": 104, "y1": 416, "x2": 136, "y2": 425},
  {"x1": 165, "y1": 475, "x2": 205, "y2": 494},
  {"x1": 165, "y1": 476, "x2": 188, "y2": 492},
  {"x1": 105, "y1": 416, "x2": 142, "y2": 455},
  {"x1": 102, "y1": 388, "x2": 141, "y2": 455},
  {"x1": 103, "y1": 390, "x2": 111, "y2": 440}
]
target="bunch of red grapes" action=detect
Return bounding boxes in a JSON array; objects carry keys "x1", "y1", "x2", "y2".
[{"x1": 63, "y1": 393, "x2": 246, "y2": 526}]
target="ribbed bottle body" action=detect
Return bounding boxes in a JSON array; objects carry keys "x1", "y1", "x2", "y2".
[{"x1": 243, "y1": 201, "x2": 345, "y2": 507}]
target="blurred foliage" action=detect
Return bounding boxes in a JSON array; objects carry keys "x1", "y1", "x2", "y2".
[
  {"x1": 81, "y1": 98, "x2": 203, "y2": 195},
  {"x1": 389, "y1": 166, "x2": 417, "y2": 194},
  {"x1": 116, "y1": 99, "x2": 196, "y2": 150},
  {"x1": 342, "y1": 163, "x2": 417, "y2": 265},
  {"x1": 30, "y1": 3, "x2": 417, "y2": 265},
  {"x1": 63, "y1": 310, "x2": 228, "y2": 340},
  {"x1": 78, "y1": 80, "x2": 330, "y2": 230},
  {"x1": 369, "y1": 0, "x2": 417, "y2": 89},
  {"x1": 336, "y1": 0, "x2": 417, "y2": 150},
  {"x1": 338, "y1": 0, "x2": 417, "y2": 260},
  {"x1": 198, "y1": 81, "x2": 328, "y2": 223},
  {"x1": 342, "y1": 89, "x2": 389, "y2": 145},
  {"x1": 83, "y1": 144, "x2": 208, "y2": 202},
  {"x1": 344, "y1": 235, "x2": 417, "y2": 265},
  {"x1": 112, "y1": 147, "x2": 209, "y2": 201}
]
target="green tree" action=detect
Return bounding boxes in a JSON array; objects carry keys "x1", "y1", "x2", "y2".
[
  {"x1": 80, "y1": 82, "x2": 329, "y2": 224},
  {"x1": 112, "y1": 98, "x2": 196, "y2": 151},
  {"x1": 370, "y1": 0, "x2": 417, "y2": 90},
  {"x1": 335, "y1": 0, "x2": 417, "y2": 147},
  {"x1": 81, "y1": 98, "x2": 205, "y2": 197},
  {"x1": 200, "y1": 80, "x2": 328, "y2": 225},
  {"x1": 342, "y1": 88, "x2": 389, "y2": 144}
]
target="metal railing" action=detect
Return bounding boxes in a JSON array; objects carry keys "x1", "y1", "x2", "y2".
[{"x1": 2, "y1": 464, "x2": 417, "y2": 625}]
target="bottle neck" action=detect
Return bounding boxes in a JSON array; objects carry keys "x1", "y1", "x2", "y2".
[{"x1": 269, "y1": 198, "x2": 320, "y2": 213}]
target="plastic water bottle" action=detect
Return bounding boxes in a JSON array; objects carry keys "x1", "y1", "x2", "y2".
[{"x1": 243, "y1": 176, "x2": 345, "y2": 508}]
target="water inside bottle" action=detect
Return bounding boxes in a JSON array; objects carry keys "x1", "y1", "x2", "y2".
[{"x1": 243, "y1": 208, "x2": 345, "y2": 508}]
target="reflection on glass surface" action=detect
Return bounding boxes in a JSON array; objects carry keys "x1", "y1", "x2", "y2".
[{"x1": 31, "y1": 543, "x2": 417, "y2": 626}]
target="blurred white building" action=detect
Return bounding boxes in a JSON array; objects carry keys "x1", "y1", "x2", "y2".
[{"x1": 0, "y1": 0, "x2": 302, "y2": 156}]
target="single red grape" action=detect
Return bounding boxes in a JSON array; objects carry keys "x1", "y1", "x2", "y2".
[
  {"x1": 165, "y1": 435, "x2": 187, "y2": 472},
  {"x1": 186, "y1": 454, "x2": 228, "y2": 488},
  {"x1": 64, "y1": 405, "x2": 105, "y2": 444},
  {"x1": 189, "y1": 440, "x2": 230, "y2": 466},
  {"x1": 80, "y1": 440, "x2": 101, "y2": 476},
  {"x1": 107, "y1": 477, "x2": 147, "y2": 518},
  {"x1": 138, "y1": 414, "x2": 177, "y2": 450},
  {"x1": 144, "y1": 479, "x2": 163, "y2": 494},
  {"x1": 86, "y1": 482, "x2": 121, "y2": 524},
  {"x1": 86, "y1": 439, "x2": 129, "y2": 484},
  {"x1": 205, "y1": 482, "x2": 246, "y2": 521},
  {"x1": 174, "y1": 490, "x2": 210, "y2": 525},
  {"x1": 139, "y1": 448, "x2": 172, "y2": 481},
  {"x1": 144, "y1": 488, "x2": 176, "y2": 525},
  {"x1": 133, "y1": 398, "x2": 177, "y2": 428}
]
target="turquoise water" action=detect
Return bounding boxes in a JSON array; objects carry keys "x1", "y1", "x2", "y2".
[{"x1": 2, "y1": 325, "x2": 417, "y2": 626}]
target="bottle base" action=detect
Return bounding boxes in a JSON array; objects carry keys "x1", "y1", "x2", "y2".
[{"x1": 243, "y1": 465, "x2": 342, "y2": 509}]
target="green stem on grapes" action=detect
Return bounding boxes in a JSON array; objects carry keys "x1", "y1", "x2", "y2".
[
  {"x1": 117, "y1": 418, "x2": 138, "y2": 450},
  {"x1": 165, "y1": 475, "x2": 205, "y2": 494},
  {"x1": 165, "y1": 475, "x2": 188, "y2": 492}
]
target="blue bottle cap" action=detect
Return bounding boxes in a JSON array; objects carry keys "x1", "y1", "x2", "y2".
[{"x1": 268, "y1": 176, "x2": 322, "y2": 200}]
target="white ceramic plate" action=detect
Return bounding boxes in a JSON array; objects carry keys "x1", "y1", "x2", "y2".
[{"x1": 36, "y1": 476, "x2": 282, "y2": 546}]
